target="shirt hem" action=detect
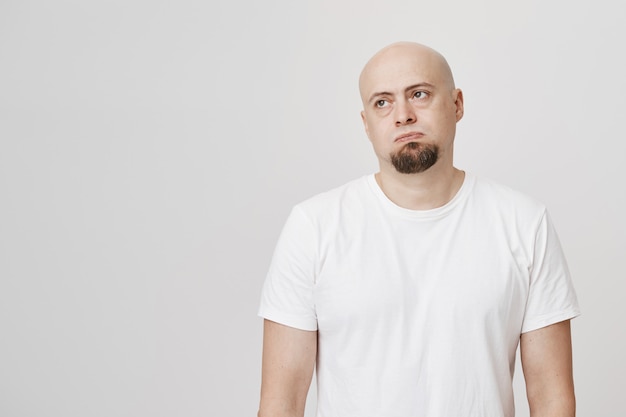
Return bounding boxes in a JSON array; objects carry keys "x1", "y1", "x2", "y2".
[
  {"x1": 521, "y1": 308, "x2": 581, "y2": 333},
  {"x1": 257, "y1": 308, "x2": 318, "y2": 331}
]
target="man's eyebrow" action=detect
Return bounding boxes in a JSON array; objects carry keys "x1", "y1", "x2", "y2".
[
  {"x1": 367, "y1": 83, "x2": 436, "y2": 104},
  {"x1": 405, "y1": 82, "x2": 435, "y2": 92}
]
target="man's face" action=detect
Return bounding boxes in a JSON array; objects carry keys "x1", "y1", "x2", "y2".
[{"x1": 359, "y1": 45, "x2": 464, "y2": 175}]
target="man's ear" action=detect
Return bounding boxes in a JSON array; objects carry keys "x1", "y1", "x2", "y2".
[
  {"x1": 454, "y1": 89, "x2": 464, "y2": 122},
  {"x1": 361, "y1": 110, "x2": 370, "y2": 139}
]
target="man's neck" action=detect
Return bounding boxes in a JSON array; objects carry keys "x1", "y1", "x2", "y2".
[{"x1": 375, "y1": 165, "x2": 465, "y2": 210}]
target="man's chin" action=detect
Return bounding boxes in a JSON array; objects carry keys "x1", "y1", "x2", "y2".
[
  {"x1": 390, "y1": 145, "x2": 439, "y2": 174},
  {"x1": 395, "y1": 164, "x2": 435, "y2": 174}
]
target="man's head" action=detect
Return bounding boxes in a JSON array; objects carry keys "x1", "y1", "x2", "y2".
[{"x1": 359, "y1": 42, "x2": 464, "y2": 175}]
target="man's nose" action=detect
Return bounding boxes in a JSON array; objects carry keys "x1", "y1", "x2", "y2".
[{"x1": 395, "y1": 100, "x2": 416, "y2": 126}]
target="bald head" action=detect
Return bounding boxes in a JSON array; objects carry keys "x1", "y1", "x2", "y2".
[
  {"x1": 358, "y1": 42, "x2": 464, "y2": 177},
  {"x1": 359, "y1": 42, "x2": 456, "y2": 106}
]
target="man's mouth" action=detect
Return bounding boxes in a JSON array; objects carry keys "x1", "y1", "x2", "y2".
[{"x1": 394, "y1": 132, "x2": 424, "y2": 143}]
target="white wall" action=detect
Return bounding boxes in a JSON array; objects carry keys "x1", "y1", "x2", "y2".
[{"x1": 1, "y1": 1, "x2": 623, "y2": 416}]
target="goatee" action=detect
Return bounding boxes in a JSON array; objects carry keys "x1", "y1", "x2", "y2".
[{"x1": 390, "y1": 142, "x2": 439, "y2": 174}]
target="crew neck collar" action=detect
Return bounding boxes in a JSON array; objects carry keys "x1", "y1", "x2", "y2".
[{"x1": 366, "y1": 172, "x2": 474, "y2": 219}]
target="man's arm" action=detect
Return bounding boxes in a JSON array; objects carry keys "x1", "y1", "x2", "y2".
[
  {"x1": 258, "y1": 319, "x2": 317, "y2": 417},
  {"x1": 520, "y1": 319, "x2": 575, "y2": 417}
]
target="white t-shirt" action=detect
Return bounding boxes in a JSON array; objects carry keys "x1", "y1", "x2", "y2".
[{"x1": 258, "y1": 173, "x2": 580, "y2": 417}]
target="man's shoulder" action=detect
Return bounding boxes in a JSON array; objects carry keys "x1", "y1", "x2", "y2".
[
  {"x1": 289, "y1": 175, "x2": 373, "y2": 223},
  {"x1": 470, "y1": 173, "x2": 547, "y2": 218},
  {"x1": 296, "y1": 175, "x2": 371, "y2": 208}
]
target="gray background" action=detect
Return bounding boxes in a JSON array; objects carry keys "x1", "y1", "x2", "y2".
[{"x1": 1, "y1": 0, "x2": 623, "y2": 416}]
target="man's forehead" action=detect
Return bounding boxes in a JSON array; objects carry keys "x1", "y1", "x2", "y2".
[
  {"x1": 362, "y1": 60, "x2": 443, "y2": 95},
  {"x1": 359, "y1": 42, "x2": 454, "y2": 99}
]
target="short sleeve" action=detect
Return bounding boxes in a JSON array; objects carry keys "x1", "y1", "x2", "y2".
[
  {"x1": 521, "y1": 210, "x2": 580, "y2": 333},
  {"x1": 258, "y1": 205, "x2": 318, "y2": 331}
]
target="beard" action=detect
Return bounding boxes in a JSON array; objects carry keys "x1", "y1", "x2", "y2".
[{"x1": 390, "y1": 142, "x2": 439, "y2": 174}]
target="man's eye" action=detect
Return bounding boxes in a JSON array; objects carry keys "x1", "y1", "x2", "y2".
[
  {"x1": 375, "y1": 100, "x2": 388, "y2": 108},
  {"x1": 413, "y1": 91, "x2": 427, "y2": 99}
]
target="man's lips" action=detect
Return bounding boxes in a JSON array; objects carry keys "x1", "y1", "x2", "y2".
[{"x1": 394, "y1": 132, "x2": 424, "y2": 143}]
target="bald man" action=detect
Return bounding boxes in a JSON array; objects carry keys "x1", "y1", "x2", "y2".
[{"x1": 258, "y1": 42, "x2": 579, "y2": 417}]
